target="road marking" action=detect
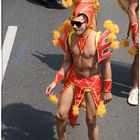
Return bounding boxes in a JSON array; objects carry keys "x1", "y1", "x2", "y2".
[
  {"x1": 2, "y1": 26, "x2": 18, "y2": 79},
  {"x1": 113, "y1": 81, "x2": 131, "y2": 89}
]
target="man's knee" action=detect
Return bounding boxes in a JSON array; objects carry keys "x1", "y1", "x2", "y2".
[
  {"x1": 86, "y1": 115, "x2": 96, "y2": 125},
  {"x1": 56, "y1": 110, "x2": 67, "y2": 121}
]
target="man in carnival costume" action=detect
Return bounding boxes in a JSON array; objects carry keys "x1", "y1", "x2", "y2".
[
  {"x1": 117, "y1": 0, "x2": 139, "y2": 105},
  {"x1": 46, "y1": 0, "x2": 119, "y2": 139}
]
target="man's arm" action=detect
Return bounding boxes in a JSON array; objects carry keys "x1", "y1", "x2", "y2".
[
  {"x1": 46, "y1": 46, "x2": 72, "y2": 96},
  {"x1": 101, "y1": 57, "x2": 112, "y2": 103},
  {"x1": 128, "y1": 0, "x2": 138, "y2": 23},
  {"x1": 128, "y1": 0, "x2": 139, "y2": 47}
]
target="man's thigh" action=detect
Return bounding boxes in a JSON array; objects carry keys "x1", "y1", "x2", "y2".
[
  {"x1": 85, "y1": 92, "x2": 96, "y2": 118},
  {"x1": 57, "y1": 86, "x2": 74, "y2": 115}
]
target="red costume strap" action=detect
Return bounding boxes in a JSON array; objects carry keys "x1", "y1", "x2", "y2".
[
  {"x1": 130, "y1": 22, "x2": 139, "y2": 36},
  {"x1": 52, "y1": 69, "x2": 64, "y2": 85},
  {"x1": 130, "y1": 21, "x2": 139, "y2": 48},
  {"x1": 104, "y1": 79, "x2": 112, "y2": 93},
  {"x1": 78, "y1": 30, "x2": 91, "y2": 53}
]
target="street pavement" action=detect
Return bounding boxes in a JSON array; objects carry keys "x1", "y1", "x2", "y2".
[{"x1": 2, "y1": 0, "x2": 138, "y2": 140}]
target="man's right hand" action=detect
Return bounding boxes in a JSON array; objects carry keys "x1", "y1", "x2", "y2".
[{"x1": 45, "y1": 82, "x2": 56, "y2": 96}]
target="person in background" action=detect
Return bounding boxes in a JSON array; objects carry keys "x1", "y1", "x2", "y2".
[{"x1": 127, "y1": 0, "x2": 139, "y2": 106}]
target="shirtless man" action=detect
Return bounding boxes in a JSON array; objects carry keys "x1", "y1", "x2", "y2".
[
  {"x1": 127, "y1": 0, "x2": 139, "y2": 105},
  {"x1": 46, "y1": 12, "x2": 112, "y2": 140}
]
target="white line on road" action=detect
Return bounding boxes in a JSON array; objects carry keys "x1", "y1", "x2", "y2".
[
  {"x1": 2, "y1": 26, "x2": 18, "y2": 79},
  {"x1": 113, "y1": 81, "x2": 131, "y2": 89}
]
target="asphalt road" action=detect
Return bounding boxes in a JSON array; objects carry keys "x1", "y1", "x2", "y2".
[{"x1": 2, "y1": 0, "x2": 138, "y2": 140}]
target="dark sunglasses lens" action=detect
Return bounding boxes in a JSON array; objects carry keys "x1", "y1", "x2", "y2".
[
  {"x1": 71, "y1": 21, "x2": 82, "y2": 27},
  {"x1": 76, "y1": 22, "x2": 82, "y2": 27}
]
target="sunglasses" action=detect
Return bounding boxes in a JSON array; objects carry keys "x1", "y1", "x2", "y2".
[{"x1": 71, "y1": 20, "x2": 87, "y2": 27}]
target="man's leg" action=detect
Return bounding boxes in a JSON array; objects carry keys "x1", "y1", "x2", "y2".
[
  {"x1": 56, "y1": 86, "x2": 74, "y2": 140},
  {"x1": 128, "y1": 54, "x2": 139, "y2": 105},
  {"x1": 131, "y1": 54, "x2": 139, "y2": 88},
  {"x1": 85, "y1": 92, "x2": 99, "y2": 140}
]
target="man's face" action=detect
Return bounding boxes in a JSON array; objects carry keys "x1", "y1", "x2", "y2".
[{"x1": 71, "y1": 15, "x2": 88, "y2": 35}]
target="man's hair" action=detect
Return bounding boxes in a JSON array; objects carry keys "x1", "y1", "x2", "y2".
[{"x1": 77, "y1": 13, "x2": 88, "y2": 22}]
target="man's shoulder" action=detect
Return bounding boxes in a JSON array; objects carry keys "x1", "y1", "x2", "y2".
[
  {"x1": 90, "y1": 29, "x2": 98, "y2": 37},
  {"x1": 88, "y1": 29, "x2": 98, "y2": 41}
]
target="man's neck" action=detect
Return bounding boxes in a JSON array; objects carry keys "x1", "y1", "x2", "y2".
[{"x1": 79, "y1": 28, "x2": 91, "y2": 38}]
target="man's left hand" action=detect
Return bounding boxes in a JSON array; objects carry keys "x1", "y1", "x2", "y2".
[{"x1": 103, "y1": 93, "x2": 112, "y2": 104}]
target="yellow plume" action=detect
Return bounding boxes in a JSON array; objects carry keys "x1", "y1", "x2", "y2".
[
  {"x1": 58, "y1": 25, "x2": 65, "y2": 33},
  {"x1": 120, "y1": 40, "x2": 129, "y2": 47},
  {"x1": 53, "y1": 30, "x2": 60, "y2": 39},
  {"x1": 94, "y1": 0, "x2": 100, "y2": 12},
  {"x1": 103, "y1": 20, "x2": 119, "y2": 33},
  {"x1": 72, "y1": 105, "x2": 79, "y2": 116},
  {"x1": 103, "y1": 20, "x2": 113, "y2": 29},
  {"x1": 108, "y1": 33, "x2": 117, "y2": 41},
  {"x1": 62, "y1": 0, "x2": 72, "y2": 8},
  {"x1": 63, "y1": 20, "x2": 73, "y2": 32},
  {"x1": 48, "y1": 95, "x2": 58, "y2": 104},
  {"x1": 110, "y1": 24, "x2": 119, "y2": 33},
  {"x1": 53, "y1": 39, "x2": 61, "y2": 46},
  {"x1": 111, "y1": 41, "x2": 120, "y2": 49},
  {"x1": 96, "y1": 101, "x2": 106, "y2": 117},
  {"x1": 128, "y1": 47, "x2": 138, "y2": 56},
  {"x1": 63, "y1": 20, "x2": 71, "y2": 27}
]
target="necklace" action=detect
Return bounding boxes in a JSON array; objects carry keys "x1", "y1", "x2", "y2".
[{"x1": 78, "y1": 30, "x2": 91, "y2": 54}]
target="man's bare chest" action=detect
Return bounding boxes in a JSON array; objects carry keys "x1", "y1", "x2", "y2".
[{"x1": 70, "y1": 42, "x2": 96, "y2": 59}]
